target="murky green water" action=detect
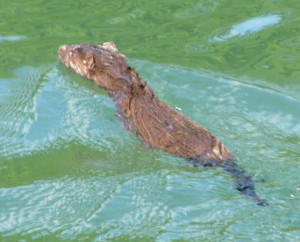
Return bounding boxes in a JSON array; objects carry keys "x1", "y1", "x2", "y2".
[{"x1": 0, "y1": 0, "x2": 299, "y2": 241}]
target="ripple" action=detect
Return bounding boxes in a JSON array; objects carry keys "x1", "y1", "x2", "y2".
[
  {"x1": 0, "y1": 65, "x2": 130, "y2": 158},
  {"x1": 0, "y1": 170, "x2": 177, "y2": 240},
  {"x1": 174, "y1": 1, "x2": 218, "y2": 18},
  {"x1": 212, "y1": 15, "x2": 281, "y2": 42},
  {"x1": 0, "y1": 175, "x2": 123, "y2": 239},
  {"x1": 0, "y1": 60, "x2": 299, "y2": 240}
]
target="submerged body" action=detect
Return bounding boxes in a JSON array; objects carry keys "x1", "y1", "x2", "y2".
[{"x1": 59, "y1": 42, "x2": 267, "y2": 206}]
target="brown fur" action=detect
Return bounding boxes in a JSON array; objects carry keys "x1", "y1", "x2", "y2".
[
  {"x1": 58, "y1": 42, "x2": 233, "y2": 163},
  {"x1": 58, "y1": 42, "x2": 267, "y2": 206}
]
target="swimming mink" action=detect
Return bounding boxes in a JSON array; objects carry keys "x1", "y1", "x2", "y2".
[{"x1": 58, "y1": 42, "x2": 268, "y2": 206}]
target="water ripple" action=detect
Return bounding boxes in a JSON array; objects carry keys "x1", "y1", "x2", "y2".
[
  {"x1": 0, "y1": 65, "x2": 129, "y2": 159},
  {"x1": 0, "y1": 170, "x2": 176, "y2": 240},
  {"x1": 0, "y1": 60, "x2": 299, "y2": 240}
]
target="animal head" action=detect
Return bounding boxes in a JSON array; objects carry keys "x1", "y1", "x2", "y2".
[
  {"x1": 59, "y1": 42, "x2": 149, "y2": 97},
  {"x1": 58, "y1": 42, "x2": 122, "y2": 76}
]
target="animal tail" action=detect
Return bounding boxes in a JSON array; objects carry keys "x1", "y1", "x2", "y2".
[
  {"x1": 221, "y1": 160, "x2": 268, "y2": 206},
  {"x1": 186, "y1": 157, "x2": 268, "y2": 206}
]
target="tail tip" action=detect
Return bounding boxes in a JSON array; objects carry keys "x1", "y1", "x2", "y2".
[{"x1": 256, "y1": 199, "x2": 269, "y2": 206}]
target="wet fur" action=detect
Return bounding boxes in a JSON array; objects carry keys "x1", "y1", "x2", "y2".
[{"x1": 58, "y1": 42, "x2": 268, "y2": 206}]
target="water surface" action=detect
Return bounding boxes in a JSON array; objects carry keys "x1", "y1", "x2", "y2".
[{"x1": 0, "y1": 0, "x2": 299, "y2": 241}]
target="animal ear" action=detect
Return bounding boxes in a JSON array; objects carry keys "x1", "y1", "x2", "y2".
[
  {"x1": 102, "y1": 42, "x2": 118, "y2": 52},
  {"x1": 85, "y1": 52, "x2": 94, "y2": 69}
]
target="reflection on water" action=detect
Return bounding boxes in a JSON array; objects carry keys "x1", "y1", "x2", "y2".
[{"x1": 213, "y1": 15, "x2": 281, "y2": 42}]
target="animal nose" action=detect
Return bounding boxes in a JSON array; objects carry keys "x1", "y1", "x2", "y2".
[
  {"x1": 58, "y1": 45, "x2": 69, "y2": 61},
  {"x1": 59, "y1": 45, "x2": 67, "y2": 54},
  {"x1": 60, "y1": 45, "x2": 66, "y2": 51}
]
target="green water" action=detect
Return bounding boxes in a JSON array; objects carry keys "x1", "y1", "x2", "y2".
[{"x1": 0, "y1": 0, "x2": 299, "y2": 241}]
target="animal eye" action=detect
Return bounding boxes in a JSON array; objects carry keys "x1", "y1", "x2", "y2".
[{"x1": 70, "y1": 52, "x2": 76, "y2": 58}]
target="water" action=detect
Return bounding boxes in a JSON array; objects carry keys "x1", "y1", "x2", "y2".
[{"x1": 0, "y1": 0, "x2": 299, "y2": 241}]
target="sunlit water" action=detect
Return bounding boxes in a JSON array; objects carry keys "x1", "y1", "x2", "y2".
[{"x1": 1, "y1": 0, "x2": 299, "y2": 241}]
